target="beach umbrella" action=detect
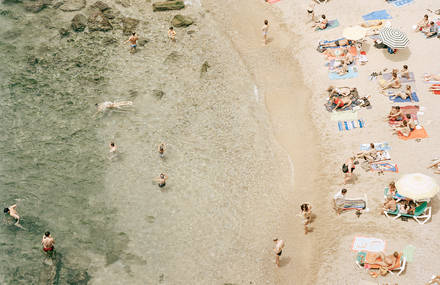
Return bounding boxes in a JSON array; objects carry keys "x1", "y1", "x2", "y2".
[
  {"x1": 379, "y1": 27, "x2": 409, "y2": 49},
  {"x1": 396, "y1": 173, "x2": 439, "y2": 200},
  {"x1": 343, "y1": 26, "x2": 367, "y2": 40}
]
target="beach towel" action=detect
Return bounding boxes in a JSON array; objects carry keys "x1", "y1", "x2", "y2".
[
  {"x1": 329, "y1": 66, "x2": 358, "y2": 80},
  {"x1": 430, "y1": 84, "x2": 440, "y2": 95},
  {"x1": 338, "y1": 119, "x2": 365, "y2": 131},
  {"x1": 266, "y1": 0, "x2": 280, "y2": 3},
  {"x1": 331, "y1": 110, "x2": 358, "y2": 121},
  {"x1": 344, "y1": 199, "x2": 366, "y2": 210},
  {"x1": 388, "y1": 92, "x2": 419, "y2": 102},
  {"x1": 370, "y1": 162, "x2": 398, "y2": 172},
  {"x1": 403, "y1": 245, "x2": 415, "y2": 262},
  {"x1": 360, "y1": 142, "x2": 391, "y2": 151},
  {"x1": 352, "y1": 236, "x2": 386, "y2": 252},
  {"x1": 398, "y1": 127, "x2": 428, "y2": 140},
  {"x1": 325, "y1": 97, "x2": 371, "y2": 112},
  {"x1": 316, "y1": 19, "x2": 339, "y2": 31},
  {"x1": 382, "y1": 72, "x2": 415, "y2": 83},
  {"x1": 391, "y1": 0, "x2": 414, "y2": 7},
  {"x1": 362, "y1": 10, "x2": 392, "y2": 21},
  {"x1": 389, "y1": 105, "x2": 419, "y2": 125}
]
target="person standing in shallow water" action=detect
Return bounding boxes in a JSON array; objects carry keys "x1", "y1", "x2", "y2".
[
  {"x1": 262, "y1": 20, "x2": 269, "y2": 45},
  {"x1": 42, "y1": 231, "x2": 55, "y2": 255},
  {"x1": 168, "y1": 27, "x2": 176, "y2": 42},
  {"x1": 109, "y1": 142, "x2": 117, "y2": 153},
  {"x1": 125, "y1": 32, "x2": 139, "y2": 53},
  {"x1": 158, "y1": 143, "x2": 166, "y2": 158}
]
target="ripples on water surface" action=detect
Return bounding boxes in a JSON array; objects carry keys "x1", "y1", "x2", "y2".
[{"x1": 0, "y1": 1, "x2": 292, "y2": 284}]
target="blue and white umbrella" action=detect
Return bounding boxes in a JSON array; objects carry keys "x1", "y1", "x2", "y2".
[{"x1": 379, "y1": 27, "x2": 409, "y2": 49}]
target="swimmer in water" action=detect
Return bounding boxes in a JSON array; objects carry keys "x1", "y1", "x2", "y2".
[
  {"x1": 168, "y1": 27, "x2": 176, "y2": 42},
  {"x1": 155, "y1": 173, "x2": 168, "y2": 188},
  {"x1": 124, "y1": 32, "x2": 139, "y2": 54},
  {"x1": 109, "y1": 142, "x2": 117, "y2": 153},
  {"x1": 4, "y1": 204, "x2": 20, "y2": 227},
  {"x1": 158, "y1": 143, "x2": 166, "y2": 158},
  {"x1": 95, "y1": 101, "x2": 133, "y2": 113},
  {"x1": 41, "y1": 231, "x2": 55, "y2": 255}
]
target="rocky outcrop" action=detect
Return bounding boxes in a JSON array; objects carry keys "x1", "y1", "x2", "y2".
[
  {"x1": 122, "y1": 17, "x2": 139, "y2": 35},
  {"x1": 138, "y1": 39, "x2": 148, "y2": 47},
  {"x1": 59, "y1": 0, "x2": 86, "y2": 11},
  {"x1": 88, "y1": 11, "x2": 112, "y2": 31},
  {"x1": 171, "y1": 14, "x2": 193, "y2": 27},
  {"x1": 152, "y1": 0, "x2": 184, "y2": 12},
  {"x1": 152, "y1": 89, "x2": 164, "y2": 99},
  {"x1": 71, "y1": 14, "x2": 87, "y2": 32}
]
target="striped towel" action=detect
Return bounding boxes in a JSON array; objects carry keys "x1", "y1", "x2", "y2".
[
  {"x1": 360, "y1": 142, "x2": 391, "y2": 151},
  {"x1": 338, "y1": 119, "x2": 365, "y2": 131}
]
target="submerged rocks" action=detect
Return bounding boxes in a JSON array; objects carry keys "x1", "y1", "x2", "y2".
[
  {"x1": 200, "y1": 61, "x2": 209, "y2": 75},
  {"x1": 71, "y1": 14, "x2": 87, "y2": 32},
  {"x1": 152, "y1": 89, "x2": 165, "y2": 99},
  {"x1": 23, "y1": 1, "x2": 46, "y2": 13},
  {"x1": 90, "y1": 0, "x2": 110, "y2": 11},
  {"x1": 122, "y1": 17, "x2": 139, "y2": 35},
  {"x1": 59, "y1": 0, "x2": 86, "y2": 11},
  {"x1": 88, "y1": 12, "x2": 112, "y2": 31},
  {"x1": 171, "y1": 14, "x2": 193, "y2": 27},
  {"x1": 152, "y1": 0, "x2": 184, "y2": 12},
  {"x1": 59, "y1": 27, "x2": 70, "y2": 37}
]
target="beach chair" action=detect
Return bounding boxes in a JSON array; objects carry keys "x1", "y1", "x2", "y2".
[
  {"x1": 384, "y1": 201, "x2": 431, "y2": 224},
  {"x1": 356, "y1": 251, "x2": 406, "y2": 276},
  {"x1": 383, "y1": 187, "x2": 403, "y2": 202}
]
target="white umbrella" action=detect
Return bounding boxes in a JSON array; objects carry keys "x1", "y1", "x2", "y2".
[
  {"x1": 343, "y1": 26, "x2": 367, "y2": 40},
  {"x1": 396, "y1": 173, "x2": 439, "y2": 200},
  {"x1": 379, "y1": 27, "x2": 409, "y2": 49}
]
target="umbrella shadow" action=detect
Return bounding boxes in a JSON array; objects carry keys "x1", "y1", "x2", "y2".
[
  {"x1": 382, "y1": 47, "x2": 411, "y2": 62},
  {"x1": 430, "y1": 196, "x2": 440, "y2": 216}
]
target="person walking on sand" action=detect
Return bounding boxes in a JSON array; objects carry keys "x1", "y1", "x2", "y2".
[
  {"x1": 273, "y1": 238, "x2": 285, "y2": 267},
  {"x1": 4, "y1": 204, "x2": 20, "y2": 226},
  {"x1": 158, "y1": 143, "x2": 166, "y2": 158},
  {"x1": 125, "y1": 32, "x2": 139, "y2": 53},
  {"x1": 168, "y1": 27, "x2": 176, "y2": 42},
  {"x1": 41, "y1": 231, "x2": 55, "y2": 254},
  {"x1": 300, "y1": 203, "x2": 312, "y2": 234},
  {"x1": 262, "y1": 20, "x2": 269, "y2": 45}
]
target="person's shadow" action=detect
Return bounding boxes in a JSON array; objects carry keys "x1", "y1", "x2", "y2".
[{"x1": 279, "y1": 256, "x2": 292, "y2": 267}]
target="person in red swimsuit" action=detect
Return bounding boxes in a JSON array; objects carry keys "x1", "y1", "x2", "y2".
[
  {"x1": 332, "y1": 96, "x2": 353, "y2": 110},
  {"x1": 41, "y1": 231, "x2": 55, "y2": 254}
]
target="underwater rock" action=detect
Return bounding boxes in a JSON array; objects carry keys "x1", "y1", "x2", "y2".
[
  {"x1": 88, "y1": 11, "x2": 112, "y2": 31},
  {"x1": 71, "y1": 14, "x2": 87, "y2": 32},
  {"x1": 59, "y1": 27, "x2": 70, "y2": 37},
  {"x1": 59, "y1": 0, "x2": 86, "y2": 11},
  {"x1": 171, "y1": 14, "x2": 193, "y2": 27},
  {"x1": 122, "y1": 17, "x2": 139, "y2": 35},
  {"x1": 23, "y1": 1, "x2": 46, "y2": 13},
  {"x1": 152, "y1": 89, "x2": 164, "y2": 99},
  {"x1": 164, "y1": 51, "x2": 181, "y2": 63},
  {"x1": 90, "y1": 0, "x2": 110, "y2": 11},
  {"x1": 200, "y1": 60, "x2": 209, "y2": 75},
  {"x1": 152, "y1": 0, "x2": 184, "y2": 12},
  {"x1": 138, "y1": 38, "x2": 148, "y2": 46}
]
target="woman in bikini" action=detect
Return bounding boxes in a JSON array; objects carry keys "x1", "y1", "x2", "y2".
[
  {"x1": 380, "y1": 72, "x2": 401, "y2": 90},
  {"x1": 342, "y1": 157, "x2": 359, "y2": 184},
  {"x1": 387, "y1": 106, "x2": 403, "y2": 121},
  {"x1": 392, "y1": 120, "x2": 411, "y2": 137},
  {"x1": 390, "y1": 85, "x2": 413, "y2": 101},
  {"x1": 300, "y1": 203, "x2": 312, "y2": 235}
]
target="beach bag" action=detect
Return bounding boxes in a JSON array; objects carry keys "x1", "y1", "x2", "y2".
[{"x1": 342, "y1": 164, "x2": 348, "y2": 172}]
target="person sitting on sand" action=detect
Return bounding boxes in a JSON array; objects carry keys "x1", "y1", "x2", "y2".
[
  {"x1": 416, "y1": 14, "x2": 430, "y2": 32},
  {"x1": 425, "y1": 73, "x2": 440, "y2": 81},
  {"x1": 400, "y1": 65, "x2": 410, "y2": 79},
  {"x1": 389, "y1": 85, "x2": 413, "y2": 102},
  {"x1": 342, "y1": 157, "x2": 359, "y2": 184},
  {"x1": 380, "y1": 72, "x2": 401, "y2": 90},
  {"x1": 95, "y1": 101, "x2": 133, "y2": 112},
  {"x1": 424, "y1": 21, "x2": 439, "y2": 37},
  {"x1": 331, "y1": 96, "x2": 352, "y2": 111},
  {"x1": 314, "y1": 14, "x2": 328, "y2": 30},
  {"x1": 300, "y1": 203, "x2": 312, "y2": 235},
  {"x1": 387, "y1": 106, "x2": 403, "y2": 121},
  {"x1": 333, "y1": 188, "x2": 347, "y2": 215},
  {"x1": 4, "y1": 204, "x2": 20, "y2": 226},
  {"x1": 392, "y1": 120, "x2": 411, "y2": 137},
  {"x1": 386, "y1": 181, "x2": 397, "y2": 199}
]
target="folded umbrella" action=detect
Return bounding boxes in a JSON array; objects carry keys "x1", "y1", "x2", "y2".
[{"x1": 379, "y1": 27, "x2": 409, "y2": 49}]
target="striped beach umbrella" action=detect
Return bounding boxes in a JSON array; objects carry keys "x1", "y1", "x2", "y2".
[{"x1": 379, "y1": 27, "x2": 409, "y2": 49}]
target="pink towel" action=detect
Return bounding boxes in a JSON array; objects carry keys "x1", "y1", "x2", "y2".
[{"x1": 267, "y1": 0, "x2": 280, "y2": 3}]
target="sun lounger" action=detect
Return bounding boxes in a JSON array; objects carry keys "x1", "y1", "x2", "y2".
[
  {"x1": 384, "y1": 202, "x2": 431, "y2": 224},
  {"x1": 356, "y1": 251, "x2": 406, "y2": 276}
]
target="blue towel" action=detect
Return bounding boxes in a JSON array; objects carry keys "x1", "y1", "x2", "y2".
[
  {"x1": 362, "y1": 10, "x2": 392, "y2": 21},
  {"x1": 329, "y1": 66, "x2": 358, "y2": 80},
  {"x1": 389, "y1": 92, "x2": 419, "y2": 102},
  {"x1": 316, "y1": 19, "x2": 339, "y2": 31},
  {"x1": 338, "y1": 120, "x2": 365, "y2": 131},
  {"x1": 392, "y1": 0, "x2": 413, "y2": 7},
  {"x1": 360, "y1": 142, "x2": 391, "y2": 151}
]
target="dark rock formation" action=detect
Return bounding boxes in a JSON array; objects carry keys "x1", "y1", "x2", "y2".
[
  {"x1": 138, "y1": 39, "x2": 148, "y2": 47},
  {"x1": 152, "y1": 0, "x2": 184, "y2": 12},
  {"x1": 59, "y1": 27, "x2": 70, "y2": 37},
  {"x1": 152, "y1": 89, "x2": 165, "y2": 99},
  {"x1": 88, "y1": 11, "x2": 112, "y2": 31},
  {"x1": 122, "y1": 17, "x2": 139, "y2": 35},
  {"x1": 200, "y1": 61, "x2": 209, "y2": 75},
  {"x1": 171, "y1": 14, "x2": 193, "y2": 27},
  {"x1": 71, "y1": 13, "x2": 87, "y2": 32},
  {"x1": 90, "y1": 0, "x2": 110, "y2": 11}
]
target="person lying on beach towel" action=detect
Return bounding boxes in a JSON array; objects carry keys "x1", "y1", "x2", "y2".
[
  {"x1": 356, "y1": 143, "x2": 378, "y2": 161},
  {"x1": 387, "y1": 106, "x2": 403, "y2": 121},
  {"x1": 385, "y1": 85, "x2": 413, "y2": 101},
  {"x1": 416, "y1": 14, "x2": 430, "y2": 32},
  {"x1": 333, "y1": 188, "x2": 347, "y2": 215},
  {"x1": 368, "y1": 251, "x2": 400, "y2": 269},
  {"x1": 425, "y1": 73, "x2": 440, "y2": 81},
  {"x1": 318, "y1": 39, "x2": 353, "y2": 49},
  {"x1": 331, "y1": 96, "x2": 353, "y2": 111},
  {"x1": 392, "y1": 120, "x2": 411, "y2": 137},
  {"x1": 379, "y1": 72, "x2": 402, "y2": 90},
  {"x1": 382, "y1": 196, "x2": 397, "y2": 214}
]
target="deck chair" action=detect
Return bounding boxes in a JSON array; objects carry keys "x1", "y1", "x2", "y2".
[
  {"x1": 384, "y1": 202, "x2": 431, "y2": 224},
  {"x1": 356, "y1": 251, "x2": 406, "y2": 276},
  {"x1": 383, "y1": 187, "x2": 403, "y2": 202}
]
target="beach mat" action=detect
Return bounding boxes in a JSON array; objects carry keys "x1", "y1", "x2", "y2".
[
  {"x1": 389, "y1": 105, "x2": 419, "y2": 125},
  {"x1": 371, "y1": 162, "x2": 398, "y2": 172},
  {"x1": 338, "y1": 119, "x2": 365, "y2": 131},
  {"x1": 344, "y1": 199, "x2": 366, "y2": 209},
  {"x1": 316, "y1": 19, "x2": 339, "y2": 31},
  {"x1": 362, "y1": 10, "x2": 392, "y2": 21},
  {"x1": 266, "y1": 0, "x2": 280, "y2": 3},
  {"x1": 360, "y1": 142, "x2": 391, "y2": 151},
  {"x1": 329, "y1": 66, "x2": 358, "y2": 80},
  {"x1": 398, "y1": 127, "x2": 428, "y2": 140},
  {"x1": 352, "y1": 236, "x2": 386, "y2": 252},
  {"x1": 331, "y1": 110, "x2": 358, "y2": 121},
  {"x1": 391, "y1": 0, "x2": 414, "y2": 7},
  {"x1": 388, "y1": 92, "x2": 419, "y2": 102},
  {"x1": 403, "y1": 245, "x2": 416, "y2": 262},
  {"x1": 382, "y1": 72, "x2": 415, "y2": 83}
]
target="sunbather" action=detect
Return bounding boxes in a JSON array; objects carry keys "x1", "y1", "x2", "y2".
[
  {"x1": 338, "y1": 60, "x2": 349, "y2": 75},
  {"x1": 383, "y1": 196, "x2": 397, "y2": 213},
  {"x1": 331, "y1": 96, "x2": 352, "y2": 111},
  {"x1": 407, "y1": 201, "x2": 416, "y2": 215},
  {"x1": 327, "y1": 86, "x2": 353, "y2": 97},
  {"x1": 424, "y1": 21, "x2": 438, "y2": 37},
  {"x1": 392, "y1": 120, "x2": 411, "y2": 137},
  {"x1": 369, "y1": 251, "x2": 400, "y2": 268},
  {"x1": 427, "y1": 275, "x2": 440, "y2": 285},
  {"x1": 425, "y1": 73, "x2": 440, "y2": 81},
  {"x1": 388, "y1": 106, "x2": 403, "y2": 121},
  {"x1": 319, "y1": 39, "x2": 352, "y2": 48},
  {"x1": 400, "y1": 65, "x2": 410, "y2": 79},
  {"x1": 333, "y1": 188, "x2": 347, "y2": 215},
  {"x1": 416, "y1": 14, "x2": 430, "y2": 32},
  {"x1": 386, "y1": 181, "x2": 397, "y2": 199},
  {"x1": 356, "y1": 143, "x2": 378, "y2": 161},
  {"x1": 361, "y1": 20, "x2": 383, "y2": 28},
  {"x1": 427, "y1": 159, "x2": 440, "y2": 174},
  {"x1": 314, "y1": 14, "x2": 328, "y2": 30},
  {"x1": 406, "y1": 114, "x2": 416, "y2": 131},
  {"x1": 389, "y1": 85, "x2": 413, "y2": 101},
  {"x1": 380, "y1": 72, "x2": 401, "y2": 90}
]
